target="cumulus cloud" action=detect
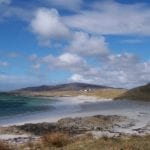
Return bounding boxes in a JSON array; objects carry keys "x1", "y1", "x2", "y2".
[
  {"x1": 45, "y1": 53, "x2": 87, "y2": 72},
  {"x1": 66, "y1": 32, "x2": 109, "y2": 56},
  {"x1": 57, "y1": 53, "x2": 88, "y2": 72},
  {"x1": 70, "y1": 53, "x2": 150, "y2": 88},
  {"x1": 30, "y1": 52, "x2": 88, "y2": 72},
  {"x1": 58, "y1": 53, "x2": 84, "y2": 67},
  {"x1": 29, "y1": 51, "x2": 150, "y2": 88},
  {"x1": 1, "y1": 0, "x2": 150, "y2": 90},
  {"x1": 70, "y1": 74, "x2": 92, "y2": 83},
  {"x1": 64, "y1": 1, "x2": 150, "y2": 35},
  {"x1": 30, "y1": 8, "x2": 71, "y2": 45}
]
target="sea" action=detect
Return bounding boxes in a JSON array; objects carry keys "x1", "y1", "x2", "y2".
[{"x1": 0, "y1": 94, "x2": 150, "y2": 127}]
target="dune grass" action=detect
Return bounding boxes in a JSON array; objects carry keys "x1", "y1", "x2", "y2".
[
  {"x1": 66, "y1": 135, "x2": 150, "y2": 150},
  {"x1": 17, "y1": 133, "x2": 150, "y2": 150},
  {"x1": 41, "y1": 132, "x2": 70, "y2": 148},
  {"x1": 0, "y1": 141, "x2": 13, "y2": 150}
]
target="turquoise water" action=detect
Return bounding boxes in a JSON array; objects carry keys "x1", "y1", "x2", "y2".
[
  {"x1": 0, "y1": 94, "x2": 150, "y2": 126},
  {"x1": 0, "y1": 94, "x2": 55, "y2": 117}
]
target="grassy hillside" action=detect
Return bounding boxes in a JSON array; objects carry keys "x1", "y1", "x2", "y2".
[
  {"x1": 115, "y1": 83, "x2": 150, "y2": 101},
  {"x1": 14, "y1": 88, "x2": 126, "y2": 99},
  {"x1": 15, "y1": 83, "x2": 109, "y2": 92},
  {"x1": 85, "y1": 89, "x2": 126, "y2": 99},
  {"x1": 11, "y1": 82, "x2": 126, "y2": 99}
]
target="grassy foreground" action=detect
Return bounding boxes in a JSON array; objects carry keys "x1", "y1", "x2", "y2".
[{"x1": 3, "y1": 133, "x2": 150, "y2": 150}]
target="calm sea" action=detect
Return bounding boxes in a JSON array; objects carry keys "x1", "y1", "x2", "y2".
[
  {"x1": 0, "y1": 94, "x2": 150, "y2": 126},
  {"x1": 0, "y1": 94, "x2": 56, "y2": 118}
]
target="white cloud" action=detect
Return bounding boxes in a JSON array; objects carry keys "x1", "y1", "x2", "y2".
[
  {"x1": 30, "y1": 8, "x2": 71, "y2": 44},
  {"x1": 66, "y1": 32, "x2": 109, "y2": 56},
  {"x1": 58, "y1": 53, "x2": 84, "y2": 67},
  {"x1": 64, "y1": 1, "x2": 150, "y2": 35},
  {"x1": 29, "y1": 51, "x2": 150, "y2": 88},
  {"x1": 70, "y1": 74, "x2": 82, "y2": 82},
  {"x1": 70, "y1": 74, "x2": 92, "y2": 83},
  {"x1": 30, "y1": 52, "x2": 88, "y2": 73},
  {"x1": 56, "y1": 53, "x2": 89, "y2": 72},
  {"x1": 69, "y1": 53, "x2": 150, "y2": 88},
  {"x1": 1, "y1": 1, "x2": 150, "y2": 90}
]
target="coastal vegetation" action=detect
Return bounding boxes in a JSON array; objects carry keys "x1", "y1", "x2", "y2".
[
  {"x1": 0, "y1": 141, "x2": 12, "y2": 150},
  {"x1": 39, "y1": 134, "x2": 150, "y2": 150},
  {"x1": 115, "y1": 83, "x2": 150, "y2": 101},
  {"x1": 1, "y1": 134, "x2": 150, "y2": 150}
]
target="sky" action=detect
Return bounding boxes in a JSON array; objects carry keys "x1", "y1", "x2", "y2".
[{"x1": 0, "y1": 0, "x2": 150, "y2": 91}]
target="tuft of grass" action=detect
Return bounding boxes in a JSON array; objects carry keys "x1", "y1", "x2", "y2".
[
  {"x1": 0, "y1": 141, "x2": 13, "y2": 150},
  {"x1": 65, "y1": 135, "x2": 150, "y2": 150},
  {"x1": 41, "y1": 132, "x2": 70, "y2": 148},
  {"x1": 3, "y1": 134, "x2": 150, "y2": 150}
]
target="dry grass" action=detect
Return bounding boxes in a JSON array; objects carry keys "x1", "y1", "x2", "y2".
[
  {"x1": 3, "y1": 134, "x2": 150, "y2": 150},
  {"x1": 41, "y1": 132, "x2": 70, "y2": 148},
  {"x1": 64, "y1": 135, "x2": 150, "y2": 150},
  {"x1": 85, "y1": 89, "x2": 126, "y2": 99},
  {"x1": 0, "y1": 141, "x2": 13, "y2": 150}
]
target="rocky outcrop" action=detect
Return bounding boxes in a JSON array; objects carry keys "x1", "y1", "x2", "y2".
[{"x1": 0, "y1": 115, "x2": 126, "y2": 136}]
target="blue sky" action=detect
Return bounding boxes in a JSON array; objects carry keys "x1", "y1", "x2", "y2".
[{"x1": 0, "y1": 0, "x2": 150, "y2": 91}]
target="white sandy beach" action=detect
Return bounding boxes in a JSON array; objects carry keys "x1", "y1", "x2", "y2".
[
  {"x1": 0, "y1": 96, "x2": 112, "y2": 126},
  {"x1": 0, "y1": 96, "x2": 150, "y2": 137}
]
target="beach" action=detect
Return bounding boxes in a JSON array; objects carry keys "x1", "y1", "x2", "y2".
[
  {"x1": 0, "y1": 95, "x2": 150, "y2": 143},
  {"x1": 0, "y1": 95, "x2": 112, "y2": 126}
]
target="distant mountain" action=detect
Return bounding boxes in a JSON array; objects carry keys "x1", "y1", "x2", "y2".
[
  {"x1": 115, "y1": 83, "x2": 150, "y2": 101},
  {"x1": 15, "y1": 82, "x2": 111, "y2": 92}
]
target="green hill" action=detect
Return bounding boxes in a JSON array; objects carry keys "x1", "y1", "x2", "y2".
[{"x1": 115, "y1": 83, "x2": 150, "y2": 101}]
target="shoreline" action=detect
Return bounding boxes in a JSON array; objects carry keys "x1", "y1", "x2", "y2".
[
  {"x1": 0, "y1": 96, "x2": 150, "y2": 145},
  {"x1": 0, "y1": 114, "x2": 150, "y2": 144},
  {"x1": 0, "y1": 95, "x2": 113, "y2": 127}
]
